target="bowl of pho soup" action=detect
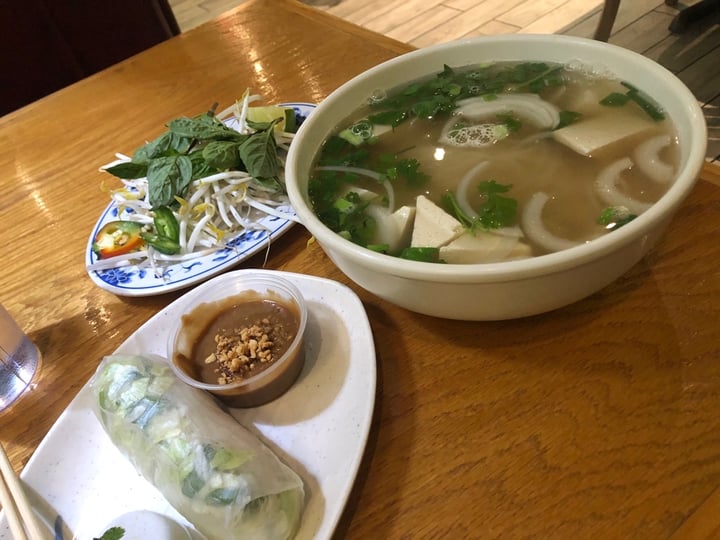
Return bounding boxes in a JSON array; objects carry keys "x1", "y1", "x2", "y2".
[{"x1": 285, "y1": 35, "x2": 707, "y2": 320}]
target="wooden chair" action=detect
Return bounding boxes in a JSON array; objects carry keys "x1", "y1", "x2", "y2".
[
  {"x1": 593, "y1": 0, "x2": 720, "y2": 42},
  {"x1": 0, "y1": 0, "x2": 180, "y2": 116},
  {"x1": 666, "y1": 0, "x2": 720, "y2": 33},
  {"x1": 594, "y1": 0, "x2": 621, "y2": 41}
]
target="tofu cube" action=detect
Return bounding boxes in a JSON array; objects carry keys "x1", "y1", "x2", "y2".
[
  {"x1": 410, "y1": 195, "x2": 464, "y2": 248},
  {"x1": 390, "y1": 206, "x2": 415, "y2": 251},
  {"x1": 439, "y1": 231, "x2": 533, "y2": 263},
  {"x1": 371, "y1": 205, "x2": 416, "y2": 253},
  {"x1": 552, "y1": 114, "x2": 653, "y2": 156}
]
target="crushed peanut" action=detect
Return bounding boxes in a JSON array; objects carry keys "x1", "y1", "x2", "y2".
[{"x1": 206, "y1": 317, "x2": 285, "y2": 384}]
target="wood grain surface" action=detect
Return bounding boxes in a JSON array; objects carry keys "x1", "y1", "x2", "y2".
[{"x1": 1, "y1": 1, "x2": 720, "y2": 538}]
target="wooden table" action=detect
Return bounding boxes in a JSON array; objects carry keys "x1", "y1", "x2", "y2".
[{"x1": 2, "y1": 0, "x2": 720, "y2": 537}]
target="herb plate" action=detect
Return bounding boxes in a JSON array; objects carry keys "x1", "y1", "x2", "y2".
[
  {"x1": 85, "y1": 102, "x2": 315, "y2": 297},
  {"x1": 0, "y1": 270, "x2": 376, "y2": 540}
]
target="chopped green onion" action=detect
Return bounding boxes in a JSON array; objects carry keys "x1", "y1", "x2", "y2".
[{"x1": 399, "y1": 247, "x2": 440, "y2": 262}]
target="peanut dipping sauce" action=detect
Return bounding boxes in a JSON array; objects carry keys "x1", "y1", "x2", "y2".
[{"x1": 174, "y1": 293, "x2": 301, "y2": 386}]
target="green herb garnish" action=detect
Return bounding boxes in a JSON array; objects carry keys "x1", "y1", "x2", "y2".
[
  {"x1": 443, "y1": 181, "x2": 517, "y2": 231},
  {"x1": 367, "y1": 62, "x2": 570, "y2": 129},
  {"x1": 557, "y1": 110, "x2": 582, "y2": 128},
  {"x1": 600, "y1": 82, "x2": 666, "y2": 121},
  {"x1": 94, "y1": 526, "x2": 125, "y2": 540},
  {"x1": 399, "y1": 246, "x2": 441, "y2": 262},
  {"x1": 598, "y1": 206, "x2": 637, "y2": 230},
  {"x1": 104, "y1": 107, "x2": 286, "y2": 208},
  {"x1": 309, "y1": 142, "x2": 430, "y2": 247}
]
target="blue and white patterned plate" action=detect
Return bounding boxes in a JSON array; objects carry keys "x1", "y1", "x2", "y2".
[{"x1": 85, "y1": 103, "x2": 315, "y2": 297}]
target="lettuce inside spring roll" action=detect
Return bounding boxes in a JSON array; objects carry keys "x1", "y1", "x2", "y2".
[{"x1": 89, "y1": 354, "x2": 304, "y2": 540}]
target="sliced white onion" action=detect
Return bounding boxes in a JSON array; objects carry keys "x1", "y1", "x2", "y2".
[
  {"x1": 595, "y1": 157, "x2": 652, "y2": 215},
  {"x1": 521, "y1": 192, "x2": 580, "y2": 253},
  {"x1": 633, "y1": 134, "x2": 674, "y2": 184},
  {"x1": 455, "y1": 161, "x2": 490, "y2": 219},
  {"x1": 455, "y1": 94, "x2": 561, "y2": 130},
  {"x1": 316, "y1": 165, "x2": 395, "y2": 211},
  {"x1": 315, "y1": 164, "x2": 384, "y2": 181}
]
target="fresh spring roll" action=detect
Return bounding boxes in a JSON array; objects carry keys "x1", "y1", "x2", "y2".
[{"x1": 89, "y1": 354, "x2": 304, "y2": 540}]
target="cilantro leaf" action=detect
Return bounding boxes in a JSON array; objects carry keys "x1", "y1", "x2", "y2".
[
  {"x1": 375, "y1": 152, "x2": 429, "y2": 188},
  {"x1": 601, "y1": 84, "x2": 665, "y2": 121},
  {"x1": 557, "y1": 110, "x2": 582, "y2": 129},
  {"x1": 367, "y1": 110, "x2": 408, "y2": 127},
  {"x1": 475, "y1": 180, "x2": 517, "y2": 229},
  {"x1": 443, "y1": 181, "x2": 517, "y2": 231},
  {"x1": 598, "y1": 206, "x2": 637, "y2": 230}
]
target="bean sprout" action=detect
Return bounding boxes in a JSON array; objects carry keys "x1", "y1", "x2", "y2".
[{"x1": 87, "y1": 93, "x2": 301, "y2": 273}]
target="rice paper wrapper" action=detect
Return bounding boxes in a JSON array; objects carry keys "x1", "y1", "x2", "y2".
[{"x1": 89, "y1": 354, "x2": 304, "y2": 540}]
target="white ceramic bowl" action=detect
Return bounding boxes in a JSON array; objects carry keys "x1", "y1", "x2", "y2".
[{"x1": 285, "y1": 35, "x2": 707, "y2": 321}]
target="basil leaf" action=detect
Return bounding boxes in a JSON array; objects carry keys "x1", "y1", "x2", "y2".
[
  {"x1": 202, "y1": 140, "x2": 242, "y2": 171},
  {"x1": 189, "y1": 151, "x2": 218, "y2": 180},
  {"x1": 132, "y1": 131, "x2": 193, "y2": 164},
  {"x1": 239, "y1": 129, "x2": 279, "y2": 179},
  {"x1": 168, "y1": 117, "x2": 244, "y2": 142},
  {"x1": 103, "y1": 161, "x2": 148, "y2": 179},
  {"x1": 246, "y1": 119, "x2": 276, "y2": 131},
  {"x1": 147, "y1": 155, "x2": 193, "y2": 207}
]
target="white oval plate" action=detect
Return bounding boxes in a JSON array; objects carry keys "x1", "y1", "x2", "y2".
[
  {"x1": 85, "y1": 103, "x2": 316, "y2": 297},
  {"x1": 0, "y1": 270, "x2": 376, "y2": 540}
]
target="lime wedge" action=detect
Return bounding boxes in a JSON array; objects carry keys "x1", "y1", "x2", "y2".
[{"x1": 246, "y1": 105, "x2": 295, "y2": 133}]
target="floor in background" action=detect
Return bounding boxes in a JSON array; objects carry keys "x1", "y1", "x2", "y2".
[
  {"x1": 168, "y1": 0, "x2": 602, "y2": 38},
  {"x1": 168, "y1": 0, "x2": 719, "y2": 160}
]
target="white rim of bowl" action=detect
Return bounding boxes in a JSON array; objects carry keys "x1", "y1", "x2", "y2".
[{"x1": 286, "y1": 35, "x2": 707, "y2": 284}]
